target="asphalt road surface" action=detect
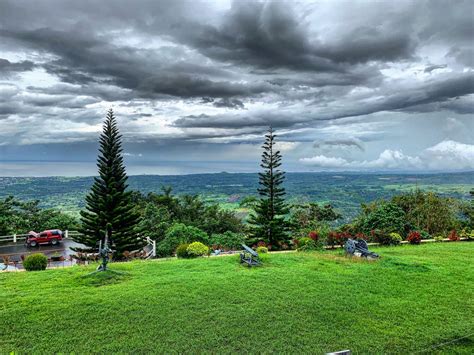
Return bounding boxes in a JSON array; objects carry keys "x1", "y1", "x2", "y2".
[{"x1": 0, "y1": 238, "x2": 84, "y2": 263}]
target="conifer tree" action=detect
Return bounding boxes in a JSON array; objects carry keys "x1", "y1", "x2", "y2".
[
  {"x1": 249, "y1": 127, "x2": 289, "y2": 248},
  {"x1": 75, "y1": 109, "x2": 142, "y2": 256}
]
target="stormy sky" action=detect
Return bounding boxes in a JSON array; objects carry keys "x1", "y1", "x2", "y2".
[{"x1": 0, "y1": 0, "x2": 473, "y2": 176}]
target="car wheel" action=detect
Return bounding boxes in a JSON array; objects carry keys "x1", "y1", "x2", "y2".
[
  {"x1": 51, "y1": 239, "x2": 58, "y2": 246},
  {"x1": 30, "y1": 241, "x2": 37, "y2": 247}
]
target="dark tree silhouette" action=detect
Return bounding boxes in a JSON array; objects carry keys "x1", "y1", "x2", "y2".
[
  {"x1": 75, "y1": 109, "x2": 142, "y2": 256},
  {"x1": 249, "y1": 127, "x2": 289, "y2": 248}
]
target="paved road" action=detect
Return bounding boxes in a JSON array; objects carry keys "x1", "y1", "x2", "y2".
[{"x1": 0, "y1": 239, "x2": 84, "y2": 262}]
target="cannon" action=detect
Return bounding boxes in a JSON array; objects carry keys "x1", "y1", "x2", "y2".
[
  {"x1": 344, "y1": 238, "x2": 379, "y2": 259},
  {"x1": 240, "y1": 244, "x2": 261, "y2": 267}
]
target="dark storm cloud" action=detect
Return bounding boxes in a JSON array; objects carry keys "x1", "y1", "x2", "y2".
[
  {"x1": 0, "y1": 0, "x2": 473, "y2": 170},
  {"x1": 212, "y1": 98, "x2": 245, "y2": 109},
  {"x1": 0, "y1": 27, "x2": 274, "y2": 100},
  {"x1": 314, "y1": 139, "x2": 365, "y2": 151},
  {"x1": 0, "y1": 58, "x2": 35, "y2": 76},
  {"x1": 174, "y1": 111, "x2": 302, "y2": 129},
  {"x1": 175, "y1": 1, "x2": 416, "y2": 73},
  {"x1": 174, "y1": 73, "x2": 474, "y2": 130},
  {"x1": 424, "y1": 64, "x2": 447, "y2": 73}
]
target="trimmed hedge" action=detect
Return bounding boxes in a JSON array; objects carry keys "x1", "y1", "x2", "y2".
[{"x1": 23, "y1": 253, "x2": 48, "y2": 271}]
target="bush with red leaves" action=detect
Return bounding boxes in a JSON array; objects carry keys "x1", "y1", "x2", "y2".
[
  {"x1": 327, "y1": 231, "x2": 351, "y2": 248},
  {"x1": 407, "y1": 231, "x2": 422, "y2": 244},
  {"x1": 308, "y1": 231, "x2": 319, "y2": 241},
  {"x1": 448, "y1": 230, "x2": 460, "y2": 241}
]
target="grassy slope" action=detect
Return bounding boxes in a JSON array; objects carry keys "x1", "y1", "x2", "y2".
[{"x1": 1, "y1": 243, "x2": 473, "y2": 353}]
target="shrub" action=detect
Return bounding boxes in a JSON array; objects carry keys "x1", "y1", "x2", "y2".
[
  {"x1": 297, "y1": 237, "x2": 318, "y2": 251},
  {"x1": 186, "y1": 242, "x2": 209, "y2": 257},
  {"x1": 420, "y1": 230, "x2": 431, "y2": 240},
  {"x1": 459, "y1": 229, "x2": 474, "y2": 240},
  {"x1": 308, "y1": 231, "x2": 319, "y2": 241},
  {"x1": 326, "y1": 231, "x2": 351, "y2": 248},
  {"x1": 23, "y1": 253, "x2": 48, "y2": 271},
  {"x1": 256, "y1": 246, "x2": 268, "y2": 254},
  {"x1": 157, "y1": 223, "x2": 208, "y2": 257},
  {"x1": 448, "y1": 230, "x2": 460, "y2": 241},
  {"x1": 434, "y1": 235, "x2": 444, "y2": 242},
  {"x1": 176, "y1": 243, "x2": 191, "y2": 258},
  {"x1": 369, "y1": 230, "x2": 398, "y2": 245},
  {"x1": 388, "y1": 232, "x2": 403, "y2": 245},
  {"x1": 209, "y1": 231, "x2": 245, "y2": 250},
  {"x1": 407, "y1": 231, "x2": 422, "y2": 244}
]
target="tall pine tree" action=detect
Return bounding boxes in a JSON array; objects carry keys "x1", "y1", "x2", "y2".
[
  {"x1": 249, "y1": 127, "x2": 289, "y2": 248},
  {"x1": 75, "y1": 109, "x2": 142, "y2": 256}
]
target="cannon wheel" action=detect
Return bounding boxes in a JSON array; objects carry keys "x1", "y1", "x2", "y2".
[
  {"x1": 345, "y1": 239, "x2": 356, "y2": 254},
  {"x1": 357, "y1": 239, "x2": 368, "y2": 250}
]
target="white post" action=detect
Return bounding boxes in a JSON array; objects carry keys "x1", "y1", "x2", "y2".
[
  {"x1": 65, "y1": 230, "x2": 69, "y2": 239},
  {"x1": 153, "y1": 240, "x2": 156, "y2": 257},
  {"x1": 13, "y1": 234, "x2": 17, "y2": 243}
]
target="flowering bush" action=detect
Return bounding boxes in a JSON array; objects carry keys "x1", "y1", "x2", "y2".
[
  {"x1": 434, "y1": 235, "x2": 444, "y2": 242},
  {"x1": 256, "y1": 246, "x2": 268, "y2": 254},
  {"x1": 308, "y1": 231, "x2": 319, "y2": 241},
  {"x1": 186, "y1": 242, "x2": 209, "y2": 257},
  {"x1": 407, "y1": 231, "x2": 422, "y2": 244},
  {"x1": 327, "y1": 231, "x2": 351, "y2": 248},
  {"x1": 355, "y1": 233, "x2": 368, "y2": 241},
  {"x1": 448, "y1": 230, "x2": 460, "y2": 241}
]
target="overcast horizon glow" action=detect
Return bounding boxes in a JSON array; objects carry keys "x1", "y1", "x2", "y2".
[{"x1": 0, "y1": 0, "x2": 473, "y2": 177}]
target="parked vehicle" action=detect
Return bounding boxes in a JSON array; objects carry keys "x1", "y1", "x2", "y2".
[{"x1": 26, "y1": 230, "x2": 63, "y2": 247}]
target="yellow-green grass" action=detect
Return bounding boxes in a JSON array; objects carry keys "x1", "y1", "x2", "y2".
[{"x1": 1, "y1": 243, "x2": 473, "y2": 353}]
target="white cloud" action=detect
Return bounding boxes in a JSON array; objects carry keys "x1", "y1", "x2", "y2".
[
  {"x1": 300, "y1": 140, "x2": 474, "y2": 171},
  {"x1": 423, "y1": 140, "x2": 474, "y2": 170}
]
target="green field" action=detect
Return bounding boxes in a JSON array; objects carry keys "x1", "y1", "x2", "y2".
[
  {"x1": 1, "y1": 243, "x2": 473, "y2": 353},
  {"x1": 1, "y1": 172, "x2": 473, "y2": 223}
]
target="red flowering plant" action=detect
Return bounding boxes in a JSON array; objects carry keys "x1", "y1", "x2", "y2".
[
  {"x1": 355, "y1": 233, "x2": 368, "y2": 241},
  {"x1": 407, "y1": 231, "x2": 422, "y2": 244},
  {"x1": 448, "y1": 230, "x2": 460, "y2": 241},
  {"x1": 327, "y1": 231, "x2": 351, "y2": 248},
  {"x1": 308, "y1": 231, "x2": 319, "y2": 241}
]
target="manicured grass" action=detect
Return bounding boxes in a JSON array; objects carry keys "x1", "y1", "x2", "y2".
[{"x1": 1, "y1": 243, "x2": 473, "y2": 353}]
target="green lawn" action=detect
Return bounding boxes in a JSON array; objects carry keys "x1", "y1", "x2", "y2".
[{"x1": 1, "y1": 243, "x2": 473, "y2": 353}]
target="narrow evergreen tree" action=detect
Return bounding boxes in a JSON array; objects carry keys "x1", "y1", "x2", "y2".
[
  {"x1": 249, "y1": 127, "x2": 289, "y2": 248},
  {"x1": 75, "y1": 109, "x2": 142, "y2": 256}
]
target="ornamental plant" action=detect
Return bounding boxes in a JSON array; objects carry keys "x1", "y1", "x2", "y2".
[
  {"x1": 186, "y1": 242, "x2": 209, "y2": 257},
  {"x1": 297, "y1": 237, "x2": 318, "y2": 251},
  {"x1": 308, "y1": 231, "x2": 319, "y2": 241},
  {"x1": 256, "y1": 246, "x2": 268, "y2": 254},
  {"x1": 448, "y1": 230, "x2": 460, "y2": 241},
  {"x1": 209, "y1": 231, "x2": 245, "y2": 250},
  {"x1": 388, "y1": 232, "x2": 403, "y2": 245},
  {"x1": 370, "y1": 229, "x2": 400, "y2": 245},
  {"x1": 407, "y1": 231, "x2": 422, "y2": 244},
  {"x1": 23, "y1": 253, "x2": 48, "y2": 271},
  {"x1": 176, "y1": 243, "x2": 191, "y2": 258},
  {"x1": 434, "y1": 235, "x2": 444, "y2": 242},
  {"x1": 327, "y1": 231, "x2": 351, "y2": 248}
]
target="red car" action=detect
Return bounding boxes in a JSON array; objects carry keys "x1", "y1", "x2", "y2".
[{"x1": 26, "y1": 229, "x2": 64, "y2": 247}]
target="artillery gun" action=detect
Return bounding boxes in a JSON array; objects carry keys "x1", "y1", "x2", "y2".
[{"x1": 344, "y1": 238, "x2": 379, "y2": 259}]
